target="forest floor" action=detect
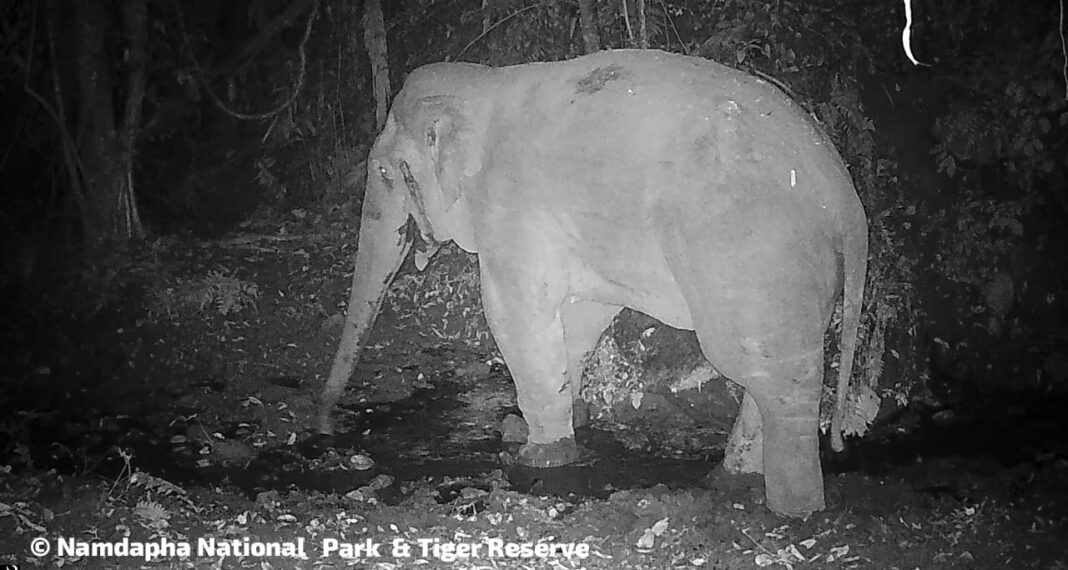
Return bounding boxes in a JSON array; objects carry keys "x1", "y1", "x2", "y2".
[{"x1": 0, "y1": 226, "x2": 1066, "y2": 570}]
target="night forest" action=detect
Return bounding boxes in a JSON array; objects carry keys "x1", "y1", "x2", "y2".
[{"x1": 0, "y1": 1, "x2": 1065, "y2": 568}]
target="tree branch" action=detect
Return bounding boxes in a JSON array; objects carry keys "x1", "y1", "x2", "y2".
[
  {"x1": 215, "y1": 0, "x2": 317, "y2": 75},
  {"x1": 176, "y1": 0, "x2": 319, "y2": 121}
]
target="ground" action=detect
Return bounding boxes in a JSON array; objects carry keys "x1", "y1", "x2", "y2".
[{"x1": 0, "y1": 222, "x2": 1066, "y2": 570}]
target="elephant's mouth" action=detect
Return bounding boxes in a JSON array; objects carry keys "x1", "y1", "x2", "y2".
[
  {"x1": 406, "y1": 217, "x2": 442, "y2": 269},
  {"x1": 404, "y1": 214, "x2": 438, "y2": 247},
  {"x1": 398, "y1": 162, "x2": 441, "y2": 246}
]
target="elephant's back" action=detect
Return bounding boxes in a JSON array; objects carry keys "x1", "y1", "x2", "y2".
[
  {"x1": 508, "y1": 49, "x2": 794, "y2": 113},
  {"x1": 493, "y1": 50, "x2": 860, "y2": 231}
]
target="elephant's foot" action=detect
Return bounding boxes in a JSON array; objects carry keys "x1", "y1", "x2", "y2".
[
  {"x1": 317, "y1": 414, "x2": 335, "y2": 435},
  {"x1": 516, "y1": 437, "x2": 582, "y2": 467},
  {"x1": 572, "y1": 399, "x2": 590, "y2": 428},
  {"x1": 762, "y1": 432, "x2": 825, "y2": 517},
  {"x1": 704, "y1": 464, "x2": 766, "y2": 505}
]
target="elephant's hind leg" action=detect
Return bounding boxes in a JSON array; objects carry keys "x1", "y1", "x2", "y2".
[
  {"x1": 658, "y1": 220, "x2": 832, "y2": 516},
  {"x1": 735, "y1": 351, "x2": 826, "y2": 517},
  {"x1": 697, "y1": 320, "x2": 827, "y2": 516},
  {"x1": 478, "y1": 257, "x2": 580, "y2": 467}
]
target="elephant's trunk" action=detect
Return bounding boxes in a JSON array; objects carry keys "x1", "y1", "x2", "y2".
[{"x1": 319, "y1": 204, "x2": 413, "y2": 433}]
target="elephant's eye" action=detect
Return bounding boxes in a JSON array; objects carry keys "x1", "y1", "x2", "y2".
[{"x1": 378, "y1": 165, "x2": 390, "y2": 180}]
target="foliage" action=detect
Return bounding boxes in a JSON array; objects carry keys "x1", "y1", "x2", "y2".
[
  {"x1": 695, "y1": 0, "x2": 874, "y2": 80},
  {"x1": 459, "y1": 1, "x2": 580, "y2": 65},
  {"x1": 146, "y1": 267, "x2": 260, "y2": 320},
  {"x1": 237, "y1": 3, "x2": 371, "y2": 217},
  {"x1": 128, "y1": 469, "x2": 194, "y2": 505},
  {"x1": 108, "y1": 467, "x2": 199, "y2": 536},
  {"x1": 581, "y1": 332, "x2": 648, "y2": 419},
  {"x1": 836, "y1": 154, "x2": 924, "y2": 430},
  {"x1": 931, "y1": 196, "x2": 1029, "y2": 291},
  {"x1": 927, "y1": 2, "x2": 1066, "y2": 194},
  {"x1": 383, "y1": 244, "x2": 491, "y2": 347},
  {"x1": 73, "y1": 246, "x2": 169, "y2": 317},
  {"x1": 0, "y1": 417, "x2": 35, "y2": 470},
  {"x1": 918, "y1": 0, "x2": 1066, "y2": 383},
  {"x1": 192, "y1": 268, "x2": 261, "y2": 316},
  {"x1": 595, "y1": 0, "x2": 675, "y2": 49},
  {"x1": 817, "y1": 75, "x2": 877, "y2": 188}
]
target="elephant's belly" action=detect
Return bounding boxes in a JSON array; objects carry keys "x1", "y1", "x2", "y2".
[{"x1": 565, "y1": 254, "x2": 694, "y2": 330}]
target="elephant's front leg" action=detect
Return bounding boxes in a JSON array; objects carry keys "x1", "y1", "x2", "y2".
[
  {"x1": 723, "y1": 390, "x2": 764, "y2": 475},
  {"x1": 479, "y1": 257, "x2": 579, "y2": 468}
]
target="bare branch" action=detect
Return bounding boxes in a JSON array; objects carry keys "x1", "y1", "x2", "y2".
[
  {"x1": 456, "y1": 1, "x2": 549, "y2": 60},
  {"x1": 175, "y1": 0, "x2": 319, "y2": 121},
  {"x1": 216, "y1": 0, "x2": 317, "y2": 75}
]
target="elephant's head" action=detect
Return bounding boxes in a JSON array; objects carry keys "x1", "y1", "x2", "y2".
[
  {"x1": 318, "y1": 71, "x2": 485, "y2": 433},
  {"x1": 369, "y1": 93, "x2": 484, "y2": 263}
]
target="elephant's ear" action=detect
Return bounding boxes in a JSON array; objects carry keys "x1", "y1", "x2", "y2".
[{"x1": 420, "y1": 97, "x2": 484, "y2": 208}]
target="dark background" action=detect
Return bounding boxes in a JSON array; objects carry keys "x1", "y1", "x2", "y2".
[{"x1": 0, "y1": 0, "x2": 1065, "y2": 485}]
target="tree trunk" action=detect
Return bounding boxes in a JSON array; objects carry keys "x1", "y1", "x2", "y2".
[
  {"x1": 620, "y1": 0, "x2": 634, "y2": 47},
  {"x1": 73, "y1": 0, "x2": 148, "y2": 248},
  {"x1": 363, "y1": 0, "x2": 389, "y2": 131},
  {"x1": 577, "y1": 0, "x2": 602, "y2": 54},
  {"x1": 75, "y1": 0, "x2": 123, "y2": 248},
  {"x1": 119, "y1": 0, "x2": 148, "y2": 240},
  {"x1": 637, "y1": 0, "x2": 648, "y2": 48}
]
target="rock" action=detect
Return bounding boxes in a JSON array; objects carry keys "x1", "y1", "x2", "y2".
[
  {"x1": 455, "y1": 360, "x2": 491, "y2": 378},
  {"x1": 321, "y1": 312, "x2": 344, "y2": 333},
  {"x1": 932, "y1": 409, "x2": 957, "y2": 426},
  {"x1": 348, "y1": 453, "x2": 375, "y2": 470},
  {"x1": 367, "y1": 474, "x2": 394, "y2": 490},
  {"x1": 500, "y1": 414, "x2": 528, "y2": 443}
]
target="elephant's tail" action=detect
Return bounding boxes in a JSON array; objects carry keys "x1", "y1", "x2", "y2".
[{"x1": 830, "y1": 219, "x2": 868, "y2": 452}]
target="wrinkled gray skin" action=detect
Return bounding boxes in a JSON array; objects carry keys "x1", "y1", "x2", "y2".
[{"x1": 320, "y1": 50, "x2": 868, "y2": 518}]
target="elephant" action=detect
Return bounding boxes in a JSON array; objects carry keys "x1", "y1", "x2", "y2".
[{"x1": 319, "y1": 49, "x2": 868, "y2": 518}]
